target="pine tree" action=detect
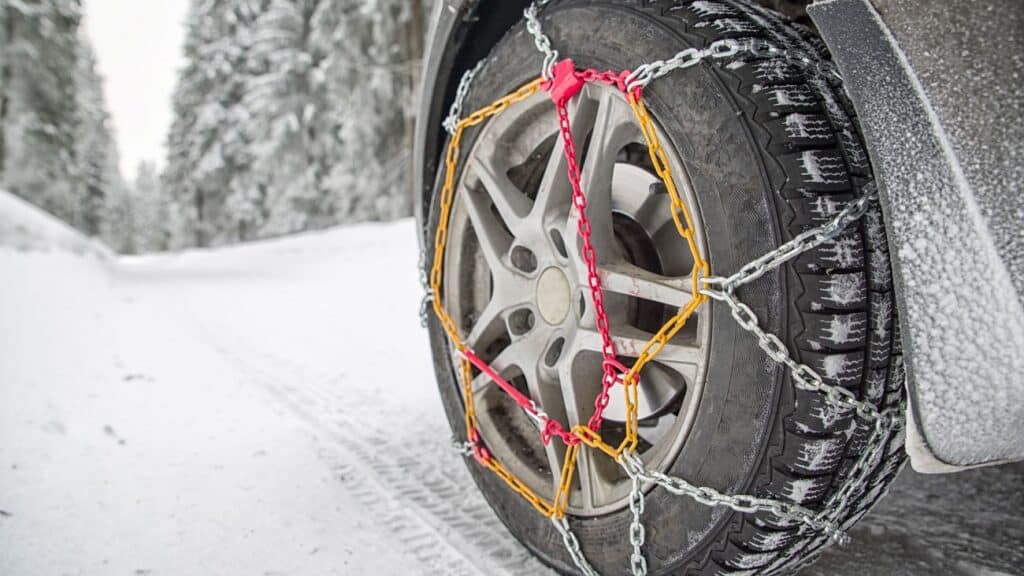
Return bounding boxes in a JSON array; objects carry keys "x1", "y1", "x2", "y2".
[
  {"x1": 311, "y1": 0, "x2": 427, "y2": 223},
  {"x1": 0, "y1": 1, "x2": 130, "y2": 252},
  {"x1": 162, "y1": 0, "x2": 432, "y2": 247},
  {"x1": 164, "y1": 0, "x2": 264, "y2": 247},
  {"x1": 245, "y1": 0, "x2": 325, "y2": 237},
  {"x1": 131, "y1": 161, "x2": 169, "y2": 253},
  {"x1": 0, "y1": 0, "x2": 83, "y2": 222},
  {"x1": 75, "y1": 33, "x2": 124, "y2": 240}
]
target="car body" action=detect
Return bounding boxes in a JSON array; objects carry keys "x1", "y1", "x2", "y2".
[{"x1": 413, "y1": 0, "x2": 1024, "y2": 472}]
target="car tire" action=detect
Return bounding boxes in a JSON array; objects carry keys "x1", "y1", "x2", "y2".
[{"x1": 424, "y1": 1, "x2": 906, "y2": 574}]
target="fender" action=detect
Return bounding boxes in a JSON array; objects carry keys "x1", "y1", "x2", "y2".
[{"x1": 807, "y1": 0, "x2": 1024, "y2": 471}]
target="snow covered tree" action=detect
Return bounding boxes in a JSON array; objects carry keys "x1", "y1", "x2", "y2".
[
  {"x1": 163, "y1": 0, "x2": 431, "y2": 247},
  {"x1": 129, "y1": 161, "x2": 169, "y2": 253},
  {"x1": 75, "y1": 33, "x2": 124, "y2": 240},
  {"x1": 243, "y1": 0, "x2": 329, "y2": 237},
  {"x1": 0, "y1": 0, "x2": 83, "y2": 222},
  {"x1": 318, "y1": 0, "x2": 427, "y2": 221},
  {"x1": 163, "y1": 0, "x2": 261, "y2": 247},
  {"x1": 0, "y1": 1, "x2": 131, "y2": 252}
]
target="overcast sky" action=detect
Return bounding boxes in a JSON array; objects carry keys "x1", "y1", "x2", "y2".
[{"x1": 83, "y1": 0, "x2": 191, "y2": 183}]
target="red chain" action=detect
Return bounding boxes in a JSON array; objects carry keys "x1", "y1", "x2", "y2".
[
  {"x1": 462, "y1": 348, "x2": 580, "y2": 446},
  {"x1": 461, "y1": 60, "x2": 640, "y2": 449},
  {"x1": 545, "y1": 60, "x2": 637, "y2": 434}
]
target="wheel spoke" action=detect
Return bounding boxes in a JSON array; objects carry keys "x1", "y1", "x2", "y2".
[
  {"x1": 557, "y1": 356, "x2": 603, "y2": 509},
  {"x1": 462, "y1": 184, "x2": 514, "y2": 275},
  {"x1": 575, "y1": 443, "x2": 613, "y2": 512},
  {"x1": 524, "y1": 356, "x2": 571, "y2": 495},
  {"x1": 470, "y1": 327, "x2": 547, "y2": 391},
  {"x1": 598, "y1": 261, "x2": 692, "y2": 309},
  {"x1": 576, "y1": 89, "x2": 637, "y2": 257},
  {"x1": 532, "y1": 136, "x2": 571, "y2": 228},
  {"x1": 569, "y1": 323, "x2": 698, "y2": 422},
  {"x1": 464, "y1": 298, "x2": 505, "y2": 351},
  {"x1": 468, "y1": 325, "x2": 571, "y2": 492},
  {"x1": 573, "y1": 323, "x2": 702, "y2": 369},
  {"x1": 473, "y1": 154, "x2": 532, "y2": 237},
  {"x1": 531, "y1": 94, "x2": 595, "y2": 232},
  {"x1": 464, "y1": 275, "x2": 533, "y2": 352}
]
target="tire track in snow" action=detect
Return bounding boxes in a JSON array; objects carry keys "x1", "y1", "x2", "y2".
[{"x1": 198, "y1": 324, "x2": 550, "y2": 576}]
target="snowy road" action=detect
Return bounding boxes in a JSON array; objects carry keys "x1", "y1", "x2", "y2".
[{"x1": 1, "y1": 205, "x2": 1021, "y2": 574}]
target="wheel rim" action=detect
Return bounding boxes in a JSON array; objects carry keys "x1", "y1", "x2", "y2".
[{"x1": 444, "y1": 83, "x2": 711, "y2": 516}]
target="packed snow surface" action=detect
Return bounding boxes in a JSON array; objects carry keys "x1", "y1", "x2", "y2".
[{"x1": 0, "y1": 193, "x2": 1020, "y2": 575}]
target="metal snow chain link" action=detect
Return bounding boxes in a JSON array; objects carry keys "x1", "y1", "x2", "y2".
[
  {"x1": 616, "y1": 452, "x2": 845, "y2": 576},
  {"x1": 419, "y1": 292, "x2": 433, "y2": 328},
  {"x1": 522, "y1": 4, "x2": 839, "y2": 96},
  {"x1": 625, "y1": 39, "x2": 741, "y2": 93},
  {"x1": 524, "y1": 0, "x2": 559, "y2": 80},
  {"x1": 452, "y1": 438, "x2": 475, "y2": 457},
  {"x1": 702, "y1": 185, "x2": 882, "y2": 422},
  {"x1": 702, "y1": 186, "x2": 875, "y2": 295},
  {"x1": 622, "y1": 37, "x2": 844, "y2": 94},
  {"x1": 552, "y1": 516, "x2": 600, "y2": 576},
  {"x1": 619, "y1": 452, "x2": 648, "y2": 576},
  {"x1": 418, "y1": 249, "x2": 433, "y2": 328},
  {"x1": 443, "y1": 60, "x2": 484, "y2": 135}
]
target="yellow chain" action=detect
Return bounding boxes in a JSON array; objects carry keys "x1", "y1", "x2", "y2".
[
  {"x1": 430, "y1": 78, "x2": 544, "y2": 349},
  {"x1": 431, "y1": 78, "x2": 561, "y2": 518},
  {"x1": 617, "y1": 93, "x2": 709, "y2": 454},
  {"x1": 430, "y1": 79, "x2": 709, "y2": 520}
]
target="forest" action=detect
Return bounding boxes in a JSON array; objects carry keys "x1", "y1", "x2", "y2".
[{"x1": 0, "y1": 0, "x2": 430, "y2": 252}]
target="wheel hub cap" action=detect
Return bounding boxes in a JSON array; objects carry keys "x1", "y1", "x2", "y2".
[{"x1": 536, "y1": 267, "x2": 571, "y2": 325}]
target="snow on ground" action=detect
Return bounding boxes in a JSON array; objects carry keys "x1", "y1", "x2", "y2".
[{"x1": 0, "y1": 193, "x2": 1021, "y2": 575}]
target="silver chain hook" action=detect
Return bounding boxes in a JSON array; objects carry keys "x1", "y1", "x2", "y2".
[{"x1": 524, "y1": 2, "x2": 559, "y2": 81}]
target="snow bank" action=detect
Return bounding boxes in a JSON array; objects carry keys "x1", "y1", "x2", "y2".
[
  {"x1": 0, "y1": 189, "x2": 112, "y2": 259},
  {"x1": 0, "y1": 217, "x2": 547, "y2": 576}
]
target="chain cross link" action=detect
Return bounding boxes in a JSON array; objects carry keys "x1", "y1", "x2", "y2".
[
  {"x1": 624, "y1": 39, "x2": 741, "y2": 93},
  {"x1": 703, "y1": 184, "x2": 876, "y2": 295}
]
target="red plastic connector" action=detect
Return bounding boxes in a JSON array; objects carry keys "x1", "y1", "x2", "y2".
[{"x1": 544, "y1": 59, "x2": 585, "y2": 106}]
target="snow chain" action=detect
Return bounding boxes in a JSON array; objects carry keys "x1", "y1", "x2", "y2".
[{"x1": 426, "y1": 2, "x2": 905, "y2": 574}]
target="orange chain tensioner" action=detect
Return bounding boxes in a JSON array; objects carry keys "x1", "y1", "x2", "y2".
[{"x1": 429, "y1": 59, "x2": 709, "y2": 520}]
